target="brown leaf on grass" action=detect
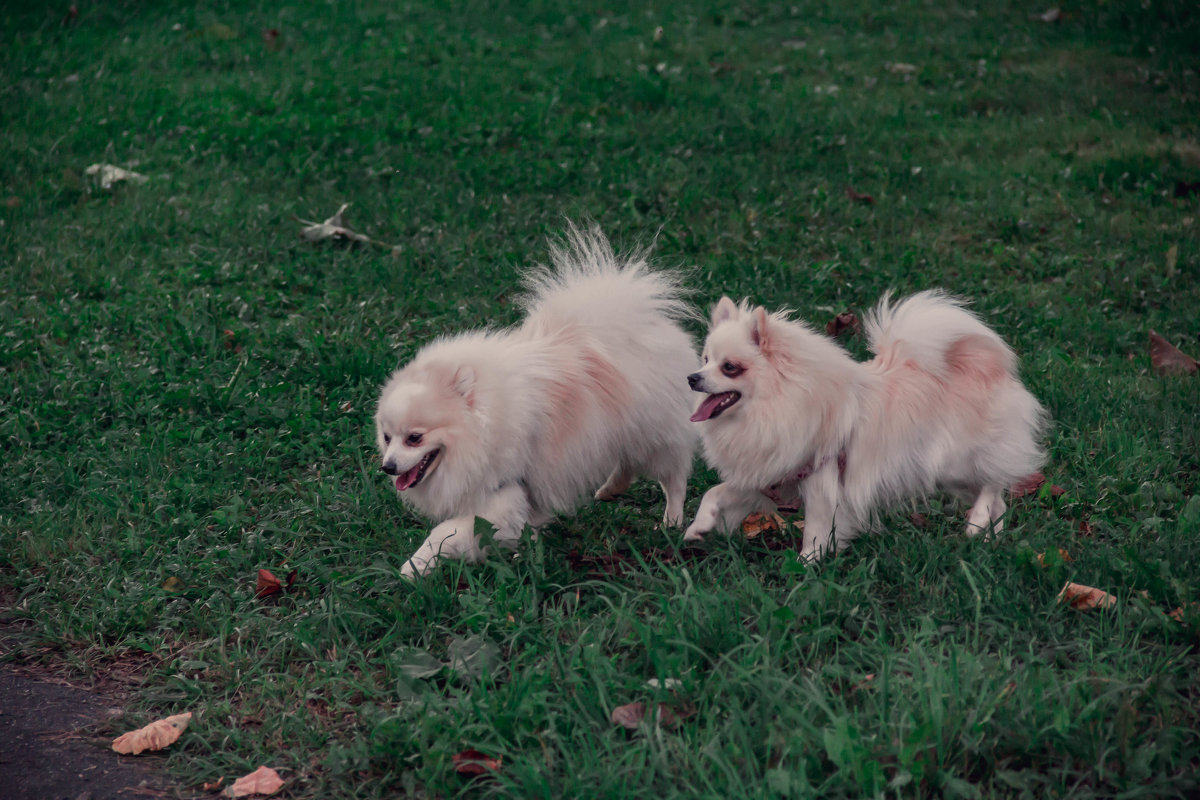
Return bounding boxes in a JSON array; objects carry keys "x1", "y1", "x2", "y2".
[
  {"x1": 1010, "y1": 472, "x2": 1046, "y2": 498},
  {"x1": 261, "y1": 28, "x2": 282, "y2": 52},
  {"x1": 611, "y1": 702, "x2": 646, "y2": 729},
  {"x1": 845, "y1": 185, "x2": 874, "y2": 204},
  {"x1": 825, "y1": 310, "x2": 861, "y2": 338},
  {"x1": 111, "y1": 712, "x2": 192, "y2": 755},
  {"x1": 224, "y1": 766, "x2": 284, "y2": 797},
  {"x1": 203, "y1": 777, "x2": 225, "y2": 792},
  {"x1": 742, "y1": 512, "x2": 785, "y2": 538},
  {"x1": 909, "y1": 512, "x2": 930, "y2": 528},
  {"x1": 255, "y1": 568, "x2": 297, "y2": 599},
  {"x1": 1149, "y1": 330, "x2": 1199, "y2": 376},
  {"x1": 160, "y1": 576, "x2": 186, "y2": 592},
  {"x1": 611, "y1": 701, "x2": 695, "y2": 730},
  {"x1": 1077, "y1": 518, "x2": 1094, "y2": 537},
  {"x1": 1035, "y1": 548, "x2": 1073, "y2": 567},
  {"x1": 452, "y1": 749, "x2": 502, "y2": 777},
  {"x1": 1058, "y1": 582, "x2": 1116, "y2": 611}
]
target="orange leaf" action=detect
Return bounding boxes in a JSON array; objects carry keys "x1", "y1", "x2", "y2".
[
  {"x1": 112, "y1": 711, "x2": 192, "y2": 755},
  {"x1": 1035, "y1": 548, "x2": 1073, "y2": 567},
  {"x1": 225, "y1": 766, "x2": 284, "y2": 797},
  {"x1": 452, "y1": 749, "x2": 502, "y2": 776},
  {"x1": 741, "y1": 512, "x2": 784, "y2": 538},
  {"x1": 203, "y1": 777, "x2": 225, "y2": 792},
  {"x1": 1058, "y1": 582, "x2": 1116, "y2": 610},
  {"x1": 849, "y1": 673, "x2": 876, "y2": 692},
  {"x1": 1168, "y1": 602, "x2": 1200, "y2": 623},
  {"x1": 1149, "y1": 330, "x2": 1199, "y2": 376}
]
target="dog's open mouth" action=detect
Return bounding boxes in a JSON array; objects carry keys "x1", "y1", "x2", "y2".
[
  {"x1": 394, "y1": 449, "x2": 441, "y2": 491},
  {"x1": 690, "y1": 391, "x2": 741, "y2": 422}
]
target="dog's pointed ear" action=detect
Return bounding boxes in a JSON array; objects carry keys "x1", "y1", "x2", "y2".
[
  {"x1": 452, "y1": 365, "x2": 476, "y2": 407},
  {"x1": 712, "y1": 296, "x2": 737, "y2": 326},
  {"x1": 750, "y1": 307, "x2": 770, "y2": 349}
]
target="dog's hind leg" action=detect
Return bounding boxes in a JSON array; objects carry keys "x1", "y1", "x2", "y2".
[
  {"x1": 648, "y1": 447, "x2": 693, "y2": 527},
  {"x1": 965, "y1": 485, "x2": 1006, "y2": 537},
  {"x1": 595, "y1": 467, "x2": 635, "y2": 502}
]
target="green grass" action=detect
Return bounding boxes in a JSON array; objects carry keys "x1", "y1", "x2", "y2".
[{"x1": 3, "y1": 0, "x2": 1199, "y2": 797}]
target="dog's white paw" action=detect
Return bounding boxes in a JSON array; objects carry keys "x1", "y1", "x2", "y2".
[{"x1": 400, "y1": 555, "x2": 434, "y2": 579}]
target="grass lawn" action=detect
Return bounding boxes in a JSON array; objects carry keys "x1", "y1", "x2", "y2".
[{"x1": 3, "y1": 0, "x2": 1200, "y2": 797}]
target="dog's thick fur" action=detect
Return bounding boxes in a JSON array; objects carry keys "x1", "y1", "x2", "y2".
[
  {"x1": 375, "y1": 225, "x2": 698, "y2": 576},
  {"x1": 685, "y1": 290, "x2": 1047, "y2": 559}
]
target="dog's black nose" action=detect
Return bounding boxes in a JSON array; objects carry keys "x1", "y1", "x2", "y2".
[
  {"x1": 381, "y1": 461, "x2": 399, "y2": 476},
  {"x1": 687, "y1": 372, "x2": 703, "y2": 391}
]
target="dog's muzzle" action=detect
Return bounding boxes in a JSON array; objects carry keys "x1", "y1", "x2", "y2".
[{"x1": 687, "y1": 372, "x2": 704, "y2": 391}]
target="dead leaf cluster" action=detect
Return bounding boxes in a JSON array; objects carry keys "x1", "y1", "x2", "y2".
[{"x1": 825, "y1": 310, "x2": 861, "y2": 338}]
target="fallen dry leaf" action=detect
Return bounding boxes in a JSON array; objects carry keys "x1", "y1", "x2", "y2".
[
  {"x1": 1168, "y1": 602, "x2": 1200, "y2": 623},
  {"x1": 112, "y1": 711, "x2": 192, "y2": 755},
  {"x1": 203, "y1": 777, "x2": 225, "y2": 792},
  {"x1": 452, "y1": 749, "x2": 502, "y2": 777},
  {"x1": 255, "y1": 568, "x2": 297, "y2": 599},
  {"x1": 845, "y1": 185, "x2": 874, "y2": 204},
  {"x1": 849, "y1": 673, "x2": 876, "y2": 692},
  {"x1": 1036, "y1": 548, "x2": 1073, "y2": 567},
  {"x1": 1058, "y1": 582, "x2": 1116, "y2": 611},
  {"x1": 1149, "y1": 330, "x2": 1199, "y2": 376},
  {"x1": 610, "y1": 701, "x2": 695, "y2": 730},
  {"x1": 297, "y1": 203, "x2": 386, "y2": 247},
  {"x1": 741, "y1": 512, "x2": 784, "y2": 538},
  {"x1": 160, "y1": 576, "x2": 186, "y2": 592},
  {"x1": 225, "y1": 766, "x2": 284, "y2": 797},
  {"x1": 85, "y1": 163, "x2": 148, "y2": 190},
  {"x1": 1010, "y1": 472, "x2": 1046, "y2": 498},
  {"x1": 825, "y1": 310, "x2": 861, "y2": 338},
  {"x1": 610, "y1": 702, "x2": 646, "y2": 730}
]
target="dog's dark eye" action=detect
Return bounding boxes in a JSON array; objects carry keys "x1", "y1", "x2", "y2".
[
  {"x1": 405, "y1": 432, "x2": 423, "y2": 447},
  {"x1": 721, "y1": 361, "x2": 744, "y2": 377},
  {"x1": 383, "y1": 433, "x2": 392, "y2": 445}
]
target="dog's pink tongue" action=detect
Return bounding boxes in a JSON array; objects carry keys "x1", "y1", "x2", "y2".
[
  {"x1": 691, "y1": 392, "x2": 732, "y2": 422},
  {"x1": 394, "y1": 464, "x2": 423, "y2": 491}
]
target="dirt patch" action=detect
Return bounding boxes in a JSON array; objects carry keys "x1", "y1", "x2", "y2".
[
  {"x1": 0, "y1": 614, "x2": 176, "y2": 799},
  {"x1": 0, "y1": 667, "x2": 175, "y2": 799}
]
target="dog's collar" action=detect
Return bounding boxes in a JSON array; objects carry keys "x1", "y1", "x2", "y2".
[{"x1": 761, "y1": 450, "x2": 847, "y2": 512}]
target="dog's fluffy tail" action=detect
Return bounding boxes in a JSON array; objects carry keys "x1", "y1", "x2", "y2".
[
  {"x1": 519, "y1": 222, "x2": 691, "y2": 328},
  {"x1": 864, "y1": 290, "x2": 1017, "y2": 379}
]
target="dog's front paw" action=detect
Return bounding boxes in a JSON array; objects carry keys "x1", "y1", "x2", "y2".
[
  {"x1": 682, "y1": 523, "x2": 708, "y2": 543},
  {"x1": 400, "y1": 554, "x2": 435, "y2": 579}
]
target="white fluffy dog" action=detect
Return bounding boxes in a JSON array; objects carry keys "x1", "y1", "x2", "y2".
[
  {"x1": 685, "y1": 291, "x2": 1047, "y2": 560},
  {"x1": 375, "y1": 226, "x2": 698, "y2": 577}
]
